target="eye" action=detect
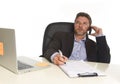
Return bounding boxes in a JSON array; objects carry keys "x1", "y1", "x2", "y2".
[
  {"x1": 83, "y1": 22, "x2": 87, "y2": 25},
  {"x1": 83, "y1": 22, "x2": 89, "y2": 26},
  {"x1": 75, "y1": 21, "x2": 80, "y2": 24}
]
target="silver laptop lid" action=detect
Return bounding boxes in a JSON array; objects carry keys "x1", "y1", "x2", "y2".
[{"x1": 0, "y1": 28, "x2": 18, "y2": 73}]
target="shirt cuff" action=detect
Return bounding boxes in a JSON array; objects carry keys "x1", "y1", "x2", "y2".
[
  {"x1": 50, "y1": 52, "x2": 59, "y2": 62},
  {"x1": 95, "y1": 34, "x2": 104, "y2": 37}
]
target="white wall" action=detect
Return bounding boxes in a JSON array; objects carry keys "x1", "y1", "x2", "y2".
[{"x1": 0, "y1": 0, "x2": 119, "y2": 64}]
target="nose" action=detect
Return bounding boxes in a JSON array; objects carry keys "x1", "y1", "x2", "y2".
[{"x1": 78, "y1": 23, "x2": 84, "y2": 28}]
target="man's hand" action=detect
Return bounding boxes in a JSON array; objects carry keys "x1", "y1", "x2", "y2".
[
  {"x1": 53, "y1": 54, "x2": 68, "y2": 65},
  {"x1": 90, "y1": 26, "x2": 103, "y2": 36}
]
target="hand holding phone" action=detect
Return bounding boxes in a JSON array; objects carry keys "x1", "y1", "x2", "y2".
[{"x1": 88, "y1": 26, "x2": 103, "y2": 36}]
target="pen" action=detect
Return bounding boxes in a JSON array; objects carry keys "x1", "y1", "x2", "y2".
[
  {"x1": 58, "y1": 50, "x2": 66, "y2": 64},
  {"x1": 58, "y1": 50, "x2": 63, "y2": 57}
]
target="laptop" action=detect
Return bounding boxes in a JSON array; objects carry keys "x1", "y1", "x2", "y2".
[{"x1": 0, "y1": 28, "x2": 50, "y2": 74}]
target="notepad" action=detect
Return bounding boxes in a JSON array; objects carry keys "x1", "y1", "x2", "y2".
[{"x1": 59, "y1": 60, "x2": 105, "y2": 78}]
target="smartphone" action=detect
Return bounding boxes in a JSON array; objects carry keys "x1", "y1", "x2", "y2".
[{"x1": 88, "y1": 27, "x2": 92, "y2": 35}]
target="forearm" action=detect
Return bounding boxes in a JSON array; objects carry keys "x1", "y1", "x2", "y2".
[
  {"x1": 96, "y1": 36, "x2": 111, "y2": 63},
  {"x1": 44, "y1": 49, "x2": 57, "y2": 62}
]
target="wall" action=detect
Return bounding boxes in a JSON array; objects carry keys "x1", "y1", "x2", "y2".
[{"x1": 0, "y1": 0, "x2": 119, "y2": 64}]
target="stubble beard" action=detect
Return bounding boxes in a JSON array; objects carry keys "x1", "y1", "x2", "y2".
[{"x1": 74, "y1": 30, "x2": 87, "y2": 36}]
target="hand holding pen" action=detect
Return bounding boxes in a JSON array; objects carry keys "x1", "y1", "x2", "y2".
[{"x1": 53, "y1": 50, "x2": 68, "y2": 65}]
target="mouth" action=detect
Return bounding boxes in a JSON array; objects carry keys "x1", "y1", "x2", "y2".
[{"x1": 75, "y1": 29, "x2": 86, "y2": 36}]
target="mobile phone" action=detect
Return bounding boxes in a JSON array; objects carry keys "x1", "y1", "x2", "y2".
[{"x1": 88, "y1": 27, "x2": 92, "y2": 35}]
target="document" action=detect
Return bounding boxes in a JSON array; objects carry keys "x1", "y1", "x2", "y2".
[{"x1": 59, "y1": 60, "x2": 105, "y2": 78}]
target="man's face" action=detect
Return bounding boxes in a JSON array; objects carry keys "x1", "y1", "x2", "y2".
[{"x1": 74, "y1": 16, "x2": 90, "y2": 36}]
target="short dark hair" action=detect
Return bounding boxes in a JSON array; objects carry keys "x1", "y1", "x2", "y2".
[{"x1": 75, "y1": 12, "x2": 92, "y2": 25}]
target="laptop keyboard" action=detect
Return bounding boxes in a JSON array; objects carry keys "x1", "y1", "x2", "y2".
[{"x1": 18, "y1": 61, "x2": 33, "y2": 70}]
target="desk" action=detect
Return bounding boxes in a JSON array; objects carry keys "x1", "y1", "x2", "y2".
[{"x1": 0, "y1": 57, "x2": 120, "y2": 84}]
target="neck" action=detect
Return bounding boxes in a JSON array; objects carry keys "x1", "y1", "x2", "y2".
[{"x1": 74, "y1": 34, "x2": 86, "y2": 41}]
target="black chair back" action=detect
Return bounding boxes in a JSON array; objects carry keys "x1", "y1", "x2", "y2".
[{"x1": 42, "y1": 22, "x2": 74, "y2": 55}]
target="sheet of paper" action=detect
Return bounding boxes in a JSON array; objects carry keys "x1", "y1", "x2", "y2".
[{"x1": 59, "y1": 60, "x2": 105, "y2": 78}]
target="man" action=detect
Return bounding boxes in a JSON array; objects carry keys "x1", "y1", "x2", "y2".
[{"x1": 44, "y1": 12, "x2": 111, "y2": 65}]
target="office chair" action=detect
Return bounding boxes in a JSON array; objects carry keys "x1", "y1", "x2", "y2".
[{"x1": 41, "y1": 22, "x2": 74, "y2": 56}]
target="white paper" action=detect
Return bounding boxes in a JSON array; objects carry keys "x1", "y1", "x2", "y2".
[{"x1": 59, "y1": 60, "x2": 105, "y2": 78}]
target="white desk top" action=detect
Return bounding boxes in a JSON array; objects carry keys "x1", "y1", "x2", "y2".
[{"x1": 0, "y1": 57, "x2": 120, "y2": 84}]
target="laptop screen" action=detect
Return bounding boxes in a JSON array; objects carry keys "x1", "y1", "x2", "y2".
[{"x1": 0, "y1": 28, "x2": 18, "y2": 73}]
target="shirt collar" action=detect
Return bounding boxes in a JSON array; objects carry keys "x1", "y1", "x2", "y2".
[{"x1": 74, "y1": 35, "x2": 86, "y2": 42}]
